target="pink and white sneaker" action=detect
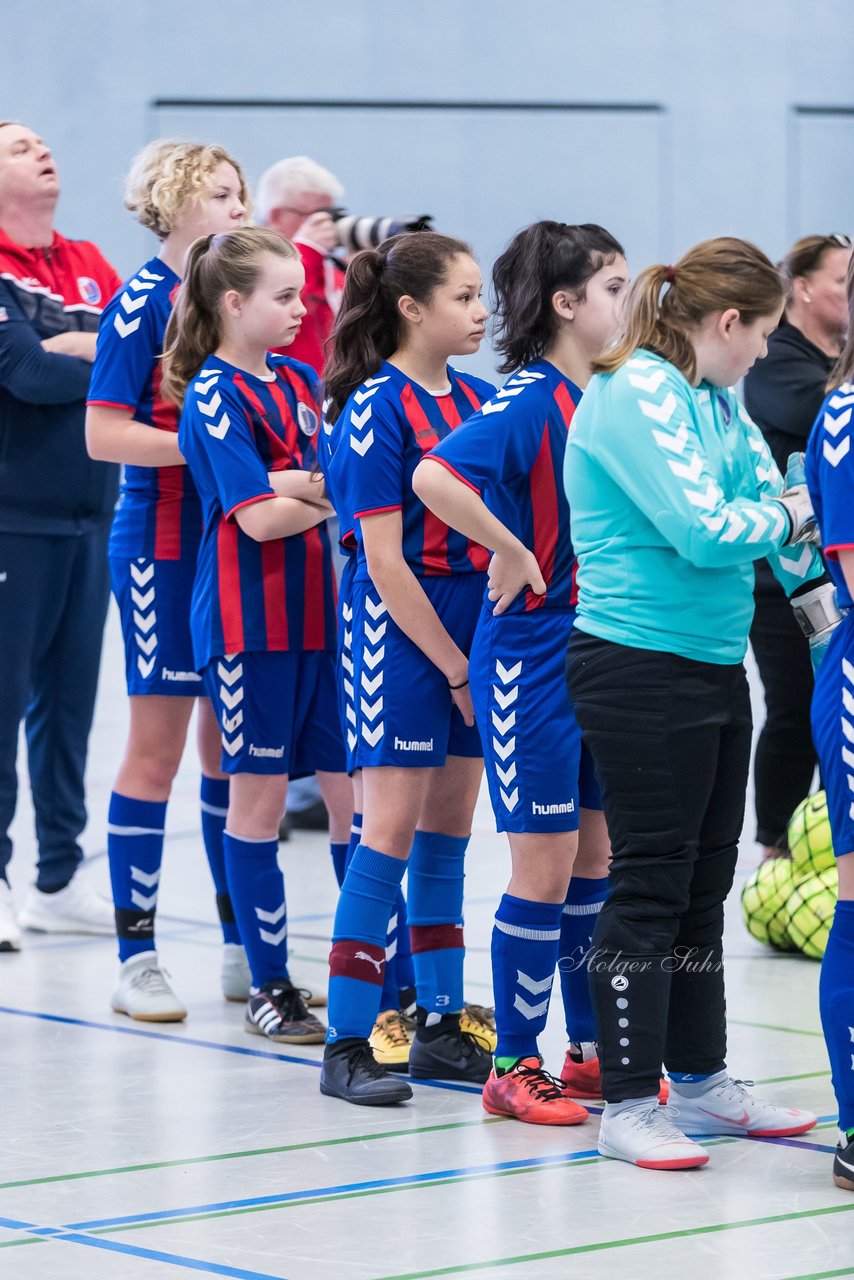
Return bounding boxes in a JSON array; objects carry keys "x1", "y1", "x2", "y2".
[
  {"x1": 598, "y1": 1100, "x2": 709, "y2": 1170},
  {"x1": 664, "y1": 1076, "x2": 817, "y2": 1138}
]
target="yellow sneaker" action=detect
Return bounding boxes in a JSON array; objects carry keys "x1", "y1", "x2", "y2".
[
  {"x1": 460, "y1": 1003, "x2": 497, "y2": 1053},
  {"x1": 369, "y1": 1009, "x2": 413, "y2": 1071}
]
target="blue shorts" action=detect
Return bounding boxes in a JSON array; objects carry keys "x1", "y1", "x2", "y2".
[
  {"x1": 110, "y1": 555, "x2": 203, "y2": 697},
  {"x1": 203, "y1": 650, "x2": 347, "y2": 777},
  {"x1": 811, "y1": 615, "x2": 854, "y2": 856},
  {"x1": 469, "y1": 607, "x2": 601, "y2": 833},
  {"x1": 346, "y1": 571, "x2": 485, "y2": 770}
]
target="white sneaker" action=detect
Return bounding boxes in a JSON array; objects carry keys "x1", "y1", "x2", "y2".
[
  {"x1": 19, "y1": 877, "x2": 115, "y2": 935},
  {"x1": 111, "y1": 951, "x2": 187, "y2": 1022},
  {"x1": 665, "y1": 1075, "x2": 817, "y2": 1138},
  {"x1": 598, "y1": 1100, "x2": 709, "y2": 1170},
  {"x1": 0, "y1": 881, "x2": 21, "y2": 952},
  {"x1": 221, "y1": 943, "x2": 251, "y2": 1002}
]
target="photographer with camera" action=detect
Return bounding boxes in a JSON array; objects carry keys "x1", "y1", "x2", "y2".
[{"x1": 256, "y1": 156, "x2": 434, "y2": 373}]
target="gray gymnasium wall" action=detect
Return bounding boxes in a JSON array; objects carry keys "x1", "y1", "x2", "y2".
[{"x1": 2, "y1": 0, "x2": 852, "y2": 378}]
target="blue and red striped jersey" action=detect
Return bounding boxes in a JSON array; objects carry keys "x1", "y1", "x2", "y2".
[
  {"x1": 87, "y1": 257, "x2": 201, "y2": 561},
  {"x1": 178, "y1": 353, "x2": 337, "y2": 665},
  {"x1": 325, "y1": 360, "x2": 496, "y2": 578},
  {"x1": 426, "y1": 359, "x2": 582, "y2": 612}
]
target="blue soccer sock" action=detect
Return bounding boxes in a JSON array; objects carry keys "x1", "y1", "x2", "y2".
[
  {"x1": 200, "y1": 776, "x2": 239, "y2": 944},
  {"x1": 223, "y1": 832, "x2": 288, "y2": 989},
  {"x1": 344, "y1": 811, "x2": 363, "y2": 874},
  {"x1": 327, "y1": 843, "x2": 407, "y2": 1042},
  {"x1": 108, "y1": 793, "x2": 167, "y2": 962},
  {"x1": 492, "y1": 894, "x2": 563, "y2": 1063},
  {"x1": 330, "y1": 842, "x2": 349, "y2": 888},
  {"x1": 378, "y1": 895, "x2": 401, "y2": 1015},
  {"x1": 560, "y1": 875, "x2": 608, "y2": 1045},
  {"x1": 819, "y1": 898, "x2": 854, "y2": 1131},
  {"x1": 407, "y1": 831, "x2": 467, "y2": 1024},
  {"x1": 394, "y1": 886, "x2": 416, "y2": 996}
]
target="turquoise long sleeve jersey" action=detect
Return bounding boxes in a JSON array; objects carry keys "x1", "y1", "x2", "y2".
[{"x1": 564, "y1": 350, "x2": 824, "y2": 664}]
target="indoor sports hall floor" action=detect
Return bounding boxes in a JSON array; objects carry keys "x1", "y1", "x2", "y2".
[{"x1": 1, "y1": 610, "x2": 851, "y2": 1280}]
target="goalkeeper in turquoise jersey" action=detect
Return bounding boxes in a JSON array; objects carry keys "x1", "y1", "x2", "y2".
[{"x1": 565, "y1": 237, "x2": 827, "y2": 1171}]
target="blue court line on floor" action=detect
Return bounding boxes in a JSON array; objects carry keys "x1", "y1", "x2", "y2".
[
  {"x1": 53, "y1": 1119, "x2": 838, "y2": 1236},
  {"x1": 0, "y1": 1004, "x2": 485, "y2": 1096},
  {"x1": 64, "y1": 1148, "x2": 605, "y2": 1231},
  {"x1": 5, "y1": 1222, "x2": 288, "y2": 1279}
]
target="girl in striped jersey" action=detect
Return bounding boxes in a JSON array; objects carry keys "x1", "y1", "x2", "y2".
[
  {"x1": 319, "y1": 232, "x2": 496, "y2": 1105},
  {"x1": 161, "y1": 226, "x2": 350, "y2": 1045},
  {"x1": 86, "y1": 141, "x2": 251, "y2": 1021},
  {"x1": 414, "y1": 222, "x2": 629, "y2": 1124}
]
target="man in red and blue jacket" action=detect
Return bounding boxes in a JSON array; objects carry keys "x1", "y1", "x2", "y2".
[{"x1": 0, "y1": 121, "x2": 122, "y2": 949}]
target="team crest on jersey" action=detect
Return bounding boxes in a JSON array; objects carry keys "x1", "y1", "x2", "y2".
[
  {"x1": 298, "y1": 402, "x2": 319, "y2": 437},
  {"x1": 77, "y1": 276, "x2": 102, "y2": 305}
]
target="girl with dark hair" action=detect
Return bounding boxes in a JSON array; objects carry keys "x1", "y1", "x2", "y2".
[
  {"x1": 413, "y1": 222, "x2": 630, "y2": 1124},
  {"x1": 746, "y1": 234, "x2": 852, "y2": 859},
  {"x1": 805, "y1": 249, "x2": 854, "y2": 1191},
  {"x1": 318, "y1": 232, "x2": 497, "y2": 1105},
  {"x1": 565, "y1": 237, "x2": 823, "y2": 1169},
  {"x1": 85, "y1": 140, "x2": 250, "y2": 1020},
  {"x1": 161, "y1": 226, "x2": 350, "y2": 1044}
]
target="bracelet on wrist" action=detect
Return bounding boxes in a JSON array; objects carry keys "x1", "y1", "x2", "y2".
[{"x1": 449, "y1": 677, "x2": 469, "y2": 690}]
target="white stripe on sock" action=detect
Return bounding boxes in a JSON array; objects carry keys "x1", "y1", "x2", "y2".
[
  {"x1": 200, "y1": 801, "x2": 229, "y2": 817},
  {"x1": 107, "y1": 824, "x2": 165, "y2": 836},
  {"x1": 494, "y1": 919, "x2": 561, "y2": 942},
  {"x1": 562, "y1": 901, "x2": 604, "y2": 916}
]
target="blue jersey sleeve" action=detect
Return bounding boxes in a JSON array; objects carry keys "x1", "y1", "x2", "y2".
[
  {"x1": 426, "y1": 391, "x2": 542, "y2": 493},
  {"x1": 87, "y1": 287, "x2": 160, "y2": 412},
  {"x1": 339, "y1": 393, "x2": 406, "y2": 519},
  {"x1": 807, "y1": 385, "x2": 854, "y2": 557},
  {"x1": 179, "y1": 369, "x2": 274, "y2": 520}
]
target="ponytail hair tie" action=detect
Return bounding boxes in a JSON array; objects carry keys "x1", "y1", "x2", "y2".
[{"x1": 665, "y1": 264, "x2": 677, "y2": 285}]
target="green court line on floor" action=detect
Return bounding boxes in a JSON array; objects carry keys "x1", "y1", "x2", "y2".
[
  {"x1": 372, "y1": 1202, "x2": 854, "y2": 1280},
  {"x1": 730, "y1": 1018, "x2": 824, "y2": 1038},
  {"x1": 0, "y1": 1117, "x2": 505, "y2": 1192},
  {"x1": 781, "y1": 1268, "x2": 854, "y2": 1279},
  {"x1": 754, "y1": 1071, "x2": 831, "y2": 1085}
]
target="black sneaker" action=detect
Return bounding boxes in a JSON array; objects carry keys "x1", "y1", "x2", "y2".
[
  {"x1": 320, "y1": 1039, "x2": 413, "y2": 1106},
  {"x1": 833, "y1": 1130, "x2": 854, "y2": 1190},
  {"x1": 408, "y1": 1021, "x2": 492, "y2": 1083},
  {"x1": 245, "y1": 979, "x2": 326, "y2": 1044}
]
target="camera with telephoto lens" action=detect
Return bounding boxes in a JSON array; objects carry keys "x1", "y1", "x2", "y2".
[{"x1": 326, "y1": 209, "x2": 433, "y2": 252}]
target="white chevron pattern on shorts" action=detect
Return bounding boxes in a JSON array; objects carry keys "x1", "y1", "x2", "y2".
[
  {"x1": 359, "y1": 595, "x2": 387, "y2": 749},
  {"x1": 492, "y1": 658, "x2": 521, "y2": 811},
  {"x1": 217, "y1": 656, "x2": 245, "y2": 758},
  {"x1": 130, "y1": 558, "x2": 157, "y2": 679}
]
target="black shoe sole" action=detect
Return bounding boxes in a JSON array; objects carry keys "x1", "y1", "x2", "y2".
[{"x1": 319, "y1": 1079, "x2": 413, "y2": 1106}]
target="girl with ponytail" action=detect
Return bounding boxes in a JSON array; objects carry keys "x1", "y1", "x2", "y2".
[
  {"x1": 564, "y1": 236, "x2": 826, "y2": 1169},
  {"x1": 318, "y1": 232, "x2": 497, "y2": 1105},
  {"x1": 413, "y1": 221, "x2": 631, "y2": 1124},
  {"x1": 163, "y1": 225, "x2": 352, "y2": 1045},
  {"x1": 84, "y1": 140, "x2": 251, "y2": 1022}
]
